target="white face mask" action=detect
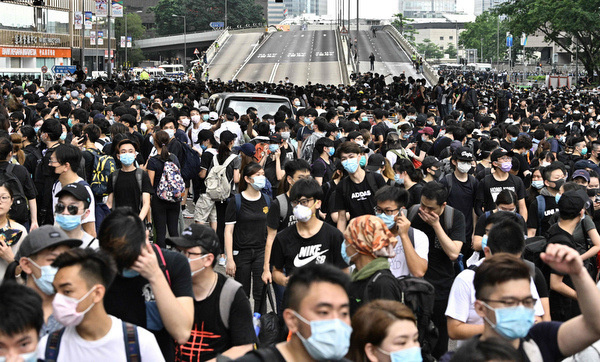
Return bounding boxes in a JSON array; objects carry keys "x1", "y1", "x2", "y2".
[
  {"x1": 189, "y1": 254, "x2": 209, "y2": 276},
  {"x1": 180, "y1": 118, "x2": 190, "y2": 127},
  {"x1": 457, "y1": 161, "x2": 471, "y2": 174}
]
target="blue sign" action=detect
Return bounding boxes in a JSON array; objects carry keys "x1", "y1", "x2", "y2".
[
  {"x1": 51, "y1": 65, "x2": 76, "y2": 74},
  {"x1": 506, "y1": 35, "x2": 513, "y2": 47},
  {"x1": 209, "y1": 22, "x2": 224, "y2": 28}
]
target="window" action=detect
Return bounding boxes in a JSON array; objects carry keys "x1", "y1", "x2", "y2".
[
  {"x1": 440, "y1": 36, "x2": 444, "y2": 41},
  {"x1": 449, "y1": 36, "x2": 453, "y2": 40}
]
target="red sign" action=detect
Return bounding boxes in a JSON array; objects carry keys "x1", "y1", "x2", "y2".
[
  {"x1": 0, "y1": 47, "x2": 71, "y2": 58},
  {"x1": 194, "y1": 48, "x2": 199, "y2": 55},
  {"x1": 41, "y1": 66, "x2": 48, "y2": 73}
]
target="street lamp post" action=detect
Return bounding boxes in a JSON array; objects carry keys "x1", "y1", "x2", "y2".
[
  {"x1": 172, "y1": 14, "x2": 187, "y2": 72},
  {"x1": 224, "y1": 0, "x2": 228, "y2": 29}
]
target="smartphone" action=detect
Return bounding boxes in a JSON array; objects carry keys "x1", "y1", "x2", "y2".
[{"x1": 401, "y1": 209, "x2": 408, "y2": 217}]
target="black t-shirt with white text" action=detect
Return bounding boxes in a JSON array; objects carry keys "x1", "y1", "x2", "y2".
[
  {"x1": 266, "y1": 194, "x2": 296, "y2": 231},
  {"x1": 476, "y1": 173, "x2": 526, "y2": 212},
  {"x1": 333, "y1": 172, "x2": 386, "y2": 219}
]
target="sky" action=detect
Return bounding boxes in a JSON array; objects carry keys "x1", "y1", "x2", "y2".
[{"x1": 326, "y1": 0, "x2": 475, "y2": 19}]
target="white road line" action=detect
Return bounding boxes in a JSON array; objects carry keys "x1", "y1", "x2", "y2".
[
  {"x1": 269, "y1": 63, "x2": 279, "y2": 83},
  {"x1": 232, "y1": 33, "x2": 272, "y2": 80}
]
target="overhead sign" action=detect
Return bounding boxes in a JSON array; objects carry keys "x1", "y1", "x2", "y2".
[
  {"x1": 51, "y1": 65, "x2": 76, "y2": 74},
  {"x1": 209, "y1": 22, "x2": 224, "y2": 28}
]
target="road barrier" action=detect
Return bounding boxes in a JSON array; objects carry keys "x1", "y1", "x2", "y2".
[
  {"x1": 383, "y1": 25, "x2": 436, "y2": 85},
  {"x1": 335, "y1": 28, "x2": 351, "y2": 84}
]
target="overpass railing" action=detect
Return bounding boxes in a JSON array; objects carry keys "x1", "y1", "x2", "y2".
[
  {"x1": 383, "y1": 25, "x2": 437, "y2": 85},
  {"x1": 206, "y1": 30, "x2": 230, "y2": 64}
]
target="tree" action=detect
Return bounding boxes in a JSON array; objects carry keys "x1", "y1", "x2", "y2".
[
  {"x1": 417, "y1": 39, "x2": 443, "y2": 60},
  {"x1": 115, "y1": 12, "x2": 146, "y2": 68},
  {"x1": 445, "y1": 43, "x2": 457, "y2": 58},
  {"x1": 151, "y1": 0, "x2": 264, "y2": 36},
  {"x1": 459, "y1": 11, "x2": 525, "y2": 65},
  {"x1": 494, "y1": 0, "x2": 600, "y2": 80},
  {"x1": 391, "y1": 13, "x2": 417, "y2": 45}
]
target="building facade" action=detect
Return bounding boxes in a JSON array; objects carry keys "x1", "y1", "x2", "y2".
[
  {"x1": 474, "y1": 0, "x2": 508, "y2": 16},
  {"x1": 399, "y1": 0, "x2": 456, "y2": 17}
]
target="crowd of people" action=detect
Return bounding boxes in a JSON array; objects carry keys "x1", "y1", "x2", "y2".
[{"x1": 3, "y1": 70, "x2": 600, "y2": 362}]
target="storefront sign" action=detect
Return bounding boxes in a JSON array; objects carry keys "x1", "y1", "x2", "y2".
[
  {"x1": 14, "y1": 34, "x2": 62, "y2": 46},
  {"x1": 0, "y1": 47, "x2": 71, "y2": 58}
]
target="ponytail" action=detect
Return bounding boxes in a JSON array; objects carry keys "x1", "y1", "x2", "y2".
[{"x1": 154, "y1": 130, "x2": 170, "y2": 161}]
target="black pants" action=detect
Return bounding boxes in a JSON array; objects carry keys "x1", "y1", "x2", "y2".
[
  {"x1": 234, "y1": 248, "x2": 265, "y2": 313},
  {"x1": 215, "y1": 199, "x2": 229, "y2": 254},
  {"x1": 151, "y1": 196, "x2": 180, "y2": 248},
  {"x1": 432, "y1": 298, "x2": 450, "y2": 359},
  {"x1": 191, "y1": 175, "x2": 202, "y2": 204}
]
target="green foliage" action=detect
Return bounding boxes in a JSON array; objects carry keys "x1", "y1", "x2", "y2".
[
  {"x1": 445, "y1": 43, "x2": 457, "y2": 58},
  {"x1": 391, "y1": 13, "x2": 417, "y2": 45},
  {"x1": 151, "y1": 0, "x2": 264, "y2": 36},
  {"x1": 494, "y1": 0, "x2": 600, "y2": 79},
  {"x1": 115, "y1": 13, "x2": 146, "y2": 67},
  {"x1": 417, "y1": 39, "x2": 443, "y2": 60}
]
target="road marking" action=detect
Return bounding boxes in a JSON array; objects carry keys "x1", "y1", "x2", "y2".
[
  {"x1": 232, "y1": 32, "x2": 272, "y2": 80},
  {"x1": 268, "y1": 63, "x2": 279, "y2": 83}
]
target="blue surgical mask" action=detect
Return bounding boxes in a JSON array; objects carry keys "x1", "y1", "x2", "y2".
[
  {"x1": 481, "y1": 304, "x2": 535, "y2": 339},
  {"x1": 60, "y1": 132, "x2": 67, "y2": 141},
  {"x1": 202, "y1": 114, "x2": 210, "y2": 121},
  {"x1": 361, "y1": 116, "x2": 368, "y2": 122},
  {"x1": 342, "y1": 158, "x2": 359, "y2": 173},
  {"x1": 122, "y1": 268, "x2": 140, "y2": 278},
  {"x1": 510, "y1": 136, "x2": 517, "y2": 142},
  {"x1": 328, "y1": 147, "x2": 335, "y2": 156},
  {"x1": 293, "y1": 311, "x2": 353, "y2": 360},
  {"x1": 305, "y1": 118, "x2": 313, "y2": 125},
  {"x1": 376, "y1": 212, "x2": 397, "y2": 229},
  {"x1": 379, "y1": 346, "x2": 423, "y2": 362},
  {"x1": 67, "y1": 119, "x2": 73, "y2": 128},
  {"x1": 395, "y1": 174, "x2": 404, "y2": 185},
  {"x1": 28, "y1": 258, "x2": 57, "y2": 295},
  {"x1": 200, "y1": 144, "x2": 208, "y2": 151},
  {"x1": 119, "y1": 153, "x2": 136, "y2": 166},
  {"x1": 359, "y1": 155, "x2": 367, "y2": 167},
  {"x1": 85, "y1": 92, "x2": 92, "y2": 98},
  {"x1": 555, "y1": 193, "x2": 562, "y2": 204},
  {"x1": 341, "y1": 242, "x2": 357, "y2": 265},
  {"x1": 0, "y1": 350, "x2": 38, "y2": 362},
  {"x1": 421, "y1": 135, "x2": 427, "y2": 142},
  {"x1": 481, "y1": 234, "x2": 488, "y2": 250},
  {"x1": 269, "y1": 144, "x2": 279, "y2": 152},
  {"x1": 531, "y1": 180, "x2": 544, "y2": 189},
  {"x1": 581, "y1": 147, "x2": 588, "y2": 155},
  {"x1": 251, "y1": 175, "x2": 266, "y2": 190},
  {"x1": 350, "y1": 106, "x2": 357, "y2": 112},
  {"x1": 55, "y1": 213, "x2": 82, "y2": 231},
  {"x1": 34, "y1": 126, "x2": 40, "y2": 133}
]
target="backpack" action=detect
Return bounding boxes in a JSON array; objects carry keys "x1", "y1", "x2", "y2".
[
  {"x1": 535, "y1": 194, "x2": 546, "y2": 236},
  {"x1": 523, "y1": 236, "x2": 548, "y2": 271},
  {"x1": 205, "y1": 154, "x2": 237, "y2": 201},
  {"x1": 496, "y1": 89, "x2": 508, "y2": 109},
  {"x1": 365, "y1": 271, "x2": 438, "y2": 362},
  {"x1": 179, "y1": 142, "x2": 202, "y2": 181},
  {"x1": 88, "y1": 149, "x2": 116, "y2": 199},
  {"x1": 407, "y1": 204, "x2": 455, "y2": 230},
  {"x1": 219, "y1": 277, "x2": 244, "y2": 329},
  {"x1": 44, "y1": 321, "x2": 140, "y2": 362},
  {"x1": 276, "y1": 193, "x2": 289, "y2": 225},
  {"x1": 1, "y1": 164, "x2": 29, "y2": 224},
  {"x1": 156, "y1": 157, "x2": 185, "y2": 203},
  {"x1": 443, "y1": 173, "x2": 477, "y2": 197},
  {"x1": 391, "y1": 149, "x2": 411, "y2": 163}
]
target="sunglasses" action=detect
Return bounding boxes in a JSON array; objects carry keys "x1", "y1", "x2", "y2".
[{"x1": 55, "y1": 203, "x2": 82, "y2": 215}]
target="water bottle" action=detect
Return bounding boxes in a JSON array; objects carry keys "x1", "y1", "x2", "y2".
[{"x1": 253, "y1": 312, "x2": 261, "y2": 337}]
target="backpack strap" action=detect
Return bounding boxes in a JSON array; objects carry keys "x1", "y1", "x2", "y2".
[
  {"x1": 222, "y1": 154, "x2": 237, "y2": 168},
  {"x1": 408, "y1": 227, "x2": 415, "y2": 247},
  {"x1": 276, "y1": 193, "x2": 288, "y2": 224},
  {"x1": 111, "y1": 169, "x2": 120, "y2": 191},
  {"x1": 5, "y1": 163, "x2": 26, "y2": 197},
  {"x1": 219, "y1": 277, "x2": 243, "y2": 329},
  {"x1": 134, "y1": 168, "x2": 143, "y2": 193},
  {"x1": 122, "y1": 322, "x2": 140, "y2": 362},
  {"x1": 152, "y1": 244, "x2": 171, "y2": 286},
  {"x1": 365, "y1": 171, "x2": 379, "y2": 194},
  {"x1": 484, "y1": 210, "x2": 492, "y2": 219},
  {"x1": 246, "y1": 347, "x2": 281, "y2": 361},
  {"x1": 443, "y1": 205, "x2": 454, "y2": 230},
  {"x1": 536, "y1": 194, "x2": 546, "y2": 235},
  {"x1": 444, "y1": 173, "x2": 453, "y2": 195},
  {"x1": 44, "y1": 328, "x2": 66, "y2": 362},
  {"x1": 87, "y1": 238, "x2": 98, "y2": 248},
  {"x1": 407, "y1": 204, "x2": 420, "y2": 222}
]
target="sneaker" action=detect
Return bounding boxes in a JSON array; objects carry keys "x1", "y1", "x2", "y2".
[
  {"x1": 218, "y1": 256, "x2": 226, "y2": 266},
  {"x1": 182, "y1": 209, "x2": 194, "y2": 219}
]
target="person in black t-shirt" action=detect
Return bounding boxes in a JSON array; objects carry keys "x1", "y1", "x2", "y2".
[
  {"x1": 169, "y1": 224, "x2": 256, "y2": 361},
  {"x1": 271, "y1": 178, "x2": 347, "y2": 288},
  {"x1": 408, "y1": 181, "x2": 465, "y2": 359},
  {"x1": 224, "y1": 162, "x2": 269, "y2": 313},
  {"x1": 311, "y1": 137, "x2": 335, "y2": 185},
  {"x1": 334, "y1": 142, "x2": 386, "y2": 232},
  {"x1": 107, "y1": 139, "x2": 153, "y2": 219},
  {"x1": 100, "y1": 208, "x2": 194, "y2": 362}
]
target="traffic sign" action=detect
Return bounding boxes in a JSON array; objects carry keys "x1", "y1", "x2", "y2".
[
  {"x1": 341, "y1": 26, "x2": 348, "y2": 35},
  {"x1": 41, "y1": 66, "x2": 48, "y2": 73},
  {"x1": 506, "y1": 35, "x2": 513, "y2": 47},
  {"x1": 209, "y1": 22, "x2": 224, "y2": 28},
  {"x1": 194, "y1": 48, "x2": 200, "y2": 55},
  {"x1": 51, "y1": 65, "x2": 76, "y2": 74}
]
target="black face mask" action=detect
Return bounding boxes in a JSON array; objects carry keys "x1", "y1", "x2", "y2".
[
  {"x1": 431, "y1": 169, "x2": 442, "y2": 179},
  {"x1": 588, "y1": 188, "x2": 599, "y2": 197},
  {"x1": 551, "y1": 178, "x2": 565, "y2": 191}
]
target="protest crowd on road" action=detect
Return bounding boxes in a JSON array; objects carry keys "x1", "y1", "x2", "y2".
[{"x1": 3, "y1": 69, "x2": 600, "y2": 362}]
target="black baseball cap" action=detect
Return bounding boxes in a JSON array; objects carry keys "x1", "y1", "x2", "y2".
[
  {"x1": 490, "y1": 148, "x2": 510, "y2": 162},
  {"x1": 422, "y1": 156, "x2": 442, "y2": 171},
  {"x1": 453, "y1": 146, "x2": 474, "y2": 162},
  {"x1": 56, "y1": 183, "x2": 91, "y2": 208},
  {"x1": 167, "y1": 224, "x2": 220, "y2": 255},
  {"x1": 366, "y1": 154, "x2": 385, "y2": 172},
  {"x1": 15, "y1": 225, "x2": 82, "y2": 260},
  {"x1": 558, "y1": 190, "x2": 588, "y2": 216}
]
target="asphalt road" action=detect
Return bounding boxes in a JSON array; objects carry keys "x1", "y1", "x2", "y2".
[
  {"x1": 349, "y1": 29, "x2": 422, "y2": 80},
  {"x1": 208, "y1": 32, "x2": 264, "y2": 82},
  {"x1": 235, "y1": 30, "x2": 344, "y2": 85}
]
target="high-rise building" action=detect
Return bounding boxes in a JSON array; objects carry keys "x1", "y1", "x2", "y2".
[
  {"x1": 268, "y1": 0, "x2": 286, "y2": 25},
  {"x1": 282, "y1": 0, "x2": 326, "y2": 17},
  {"x1": 399, "y1": 0, "x2": 456, "y2": 17},
  {"x1": 474, "y1": 0, "x2": 508, "y2": 15}
]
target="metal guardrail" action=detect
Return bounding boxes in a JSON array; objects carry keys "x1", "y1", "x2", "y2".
[
  {"x1": 383, "y1": 25, "x2": 437, "y2": 85},
  {"x1": 335, "y1": 28, "x2": 350, "y2": 84},
  {"x1": 206, "y1": 30, "x2": 230, "y2": 64}
]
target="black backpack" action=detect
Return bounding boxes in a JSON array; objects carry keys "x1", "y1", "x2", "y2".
[
  {"x1": 365, "y1": 271, "x2": 438, "y2": 362},
  {"x1": 1, "y1": 164, "x2": 29, "y2": 224},
  {"x1": 523, "y1": 236, "x2": 547, "y2": 271}
]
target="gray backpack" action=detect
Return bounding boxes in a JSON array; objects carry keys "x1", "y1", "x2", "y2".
[{"x1": 205, "y1": 154, "x2": 237, "y2": 201}]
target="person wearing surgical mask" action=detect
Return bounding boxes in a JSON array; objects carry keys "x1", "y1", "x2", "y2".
[
  {"x1": 349, "y1": 300, "x2": 421, "y2": 362},
  {"x1": 54, "y1": 183, "x2": 96, "y2": 249},
  {"x1": 36, "y1": 248, "x2": 164, "y2": 361},
  {"x1": 168, "y1": 224, "x2": 256, "y2": 360},
  {"x1": 393, "y1": 159, "x2": 424, "y2": 209},
  {"x1": 473, "y1": 189, "x2": 524, "y2": 252},
  {"x1": 526, "y1": 162, "x2": 565, "y2": 238},
  {"x1": 270, "y1": 178, "x2": 346, "y2": 294},
  {"x1": 0, "y1": 282, "x2": 45, "y2": 362},
  {"x1": 175, "y1": 112, "x2": 191, "y2": 144},
  {"x1": 6, "y1": 226, "x2": 82, "y2": 337},
  {"x1": 224, "y1": 163, "x2": 270, "y2": 313},
  {"x1": 374, "y1": 186, "x2": 428, "y2": 279}
]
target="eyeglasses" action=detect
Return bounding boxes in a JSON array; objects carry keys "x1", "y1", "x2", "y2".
[
  {"x1": 48, "y1": 159, "x2": 60, "y2": 165},
  {"x1": 55, "y1": 203, "x2": 82, "y2": 216},
  {"x1": 179, "y1": 250, "x2": 203, "y2": 258},
  {"x1": 0, "y1": 195, "x2": 12, "y2": 203},
  {"x1": 374, "y1": 206, "x2": 400, "y2": 216},
  {"x1": 481, "y1": 297, "x2": 537, "y2": 309},
  {"x1": 291, "y1": 198, "x2": 314, "y2": 207}
]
